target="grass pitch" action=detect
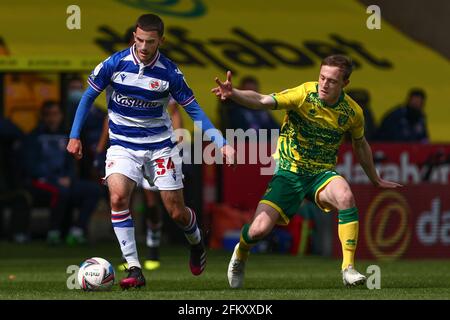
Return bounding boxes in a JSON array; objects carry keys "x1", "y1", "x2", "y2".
[{"x1": 1, "y1": 241, "x2": 450, "y2": 300}]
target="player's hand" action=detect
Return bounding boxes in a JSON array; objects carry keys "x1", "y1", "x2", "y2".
[
  {"x1": 220, "y1": 144, "x2": 236, "y2": 167},
  {"x1": 211, "y1": 70, "x2": 233, "y2": 101},
  {"x1": 374, "y1": 178, "x2": 403, "y2": 189},
  {"x1": 67, "y1": 138, "x2": 83, "y2": 160}
]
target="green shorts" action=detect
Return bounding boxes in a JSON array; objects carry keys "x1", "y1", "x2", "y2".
[{"x1": 260, "y1": 169, "x2": 341, "y2": 225}]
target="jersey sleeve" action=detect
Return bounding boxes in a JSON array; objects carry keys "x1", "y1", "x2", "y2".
[
  {"x1": 87, "y1": 56, "x2": 115, "y2": 93},
  {"x1": 350, "y1": 105, "x2": 365, "y2": 140},
  {"x1": 169, "y1": 66, "x2": 195, "y2": 107},
  {"x1": 271, "y1": 84, "x2": 306, "y2": 110}
]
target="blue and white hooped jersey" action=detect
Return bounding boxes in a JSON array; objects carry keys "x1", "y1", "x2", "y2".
[{"x1": 88, "y1": 45, "x2": 195, "y2": 151}]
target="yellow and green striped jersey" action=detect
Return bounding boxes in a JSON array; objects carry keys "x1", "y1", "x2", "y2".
[{"x1": 271, "y1": 81, "x2": 364, "y2": 175}]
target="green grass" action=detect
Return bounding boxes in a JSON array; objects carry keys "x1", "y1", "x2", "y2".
[{"x1": 1, "y1": 241, "x2": 450, "y2": 300}]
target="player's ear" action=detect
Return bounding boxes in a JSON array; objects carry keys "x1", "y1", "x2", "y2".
[
  {"x1": 343, "y1": 79, "x2": 350, "y2": 88},
  {"x1": 160, "y1": 36, "x2": 165, "y2": 45}
]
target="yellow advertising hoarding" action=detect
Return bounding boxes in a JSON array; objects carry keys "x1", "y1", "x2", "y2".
[{"x1": 0, "y1": 0, "x2": 449, "y2": 141}]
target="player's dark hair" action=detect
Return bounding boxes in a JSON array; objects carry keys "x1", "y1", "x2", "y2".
[
  {"x1": 321, "y1": 55, "x2": 353, "y2": 80},
  {"x1": 135, "y1": 14, "x2": 164, "y2": 37}
]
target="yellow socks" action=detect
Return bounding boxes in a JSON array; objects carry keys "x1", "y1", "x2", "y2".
[
  {"x1": 236, "y1": 224, "x2": 258, "y2": 261},
  {"x1": 338, "y1": 207, "x2": 359, "y2": 270}
]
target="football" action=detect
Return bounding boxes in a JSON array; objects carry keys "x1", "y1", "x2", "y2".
[{"x1": 78, "y1": 257, "x2": 115, "y2": 291}]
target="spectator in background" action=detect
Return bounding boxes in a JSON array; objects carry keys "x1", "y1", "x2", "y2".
[
  {"x1": 219, "y1": 76, "x2": 279, "y2": 140},
  {"x1": 376, "y1": 89, "x2": 429, "y2": 143},
  {"x1": 346, "y1": 89, "x2": 377, "y2": 141},
  {"x1": 22, "y1": 101, "x2": 100, "y2": 245},
  {"x1": 0, "y1": 118, "x2": 32, "y2": 243}
]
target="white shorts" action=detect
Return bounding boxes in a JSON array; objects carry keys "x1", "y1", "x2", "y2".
[{"x1": 104, "y1": 145, "x2": 183, "y2": 191}]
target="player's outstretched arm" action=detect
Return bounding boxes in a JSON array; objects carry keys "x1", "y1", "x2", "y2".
[
  {"x1": 352, "y1": 136, "x2": 403, "y2": 188},
  {"x1": 211, "y1": 71, "x2": 275, "y2": 110}
]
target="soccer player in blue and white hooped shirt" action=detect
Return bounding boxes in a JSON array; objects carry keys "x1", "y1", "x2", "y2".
[{"x1": 67, "y1": 14, "x2": 235, "y2": 289}]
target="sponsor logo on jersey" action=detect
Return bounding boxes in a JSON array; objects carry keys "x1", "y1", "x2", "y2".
[{"x1": 111, "y1": 91, "x2": 161, "y2": 109}]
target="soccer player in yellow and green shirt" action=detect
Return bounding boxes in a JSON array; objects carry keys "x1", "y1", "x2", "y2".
[{"x1": 212, "y1": 55, "x2": 402, "y2": 288}]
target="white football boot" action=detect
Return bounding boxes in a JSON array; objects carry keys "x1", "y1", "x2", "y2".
[
  {"x1": 342, "y1": 265, "x2": 367, "y2": 286},
  {"x1": 227, "y1": 243, "x2": 246, "y2": 289}
]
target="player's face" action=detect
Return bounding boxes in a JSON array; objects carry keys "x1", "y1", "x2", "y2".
[
  {"x1": 133, "y1": 27, "x2": 164, "y2": 64},
  {"x1": 318, "y1": 65, "x2": 349, "y2": 104}
]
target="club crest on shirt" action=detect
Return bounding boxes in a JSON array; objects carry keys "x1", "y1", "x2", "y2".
[
  {"x1": 149, "y1": 80, "x2": 160, "y2": 89},
  {"x1": 338, "y1": 114, "x2": 349, "y2": 126}
]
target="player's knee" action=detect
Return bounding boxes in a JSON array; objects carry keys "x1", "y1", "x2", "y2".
[
  {"x1": 335, "y1": 189, "x2": 355, "y2": 209},
  {"x1": 109, "y1": 193, "x2": 129, "y2": 209},
  {"x1": 167, "y1": 207, "x2": 188, "y2": 225}
]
